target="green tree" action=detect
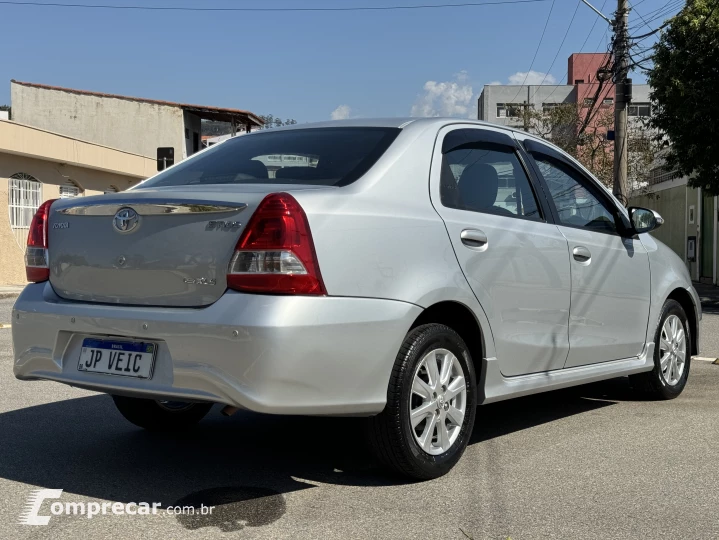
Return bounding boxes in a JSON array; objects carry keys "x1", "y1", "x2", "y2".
[
  {"x1": 258, "y1": 115, "x2": 297, "y2": 129},
  {"x1": 648, "y1": 0, "x2": 719, "y2": 194},
  {"x1": 521, "y1": 103, "x2": 657, "y2": 194}
]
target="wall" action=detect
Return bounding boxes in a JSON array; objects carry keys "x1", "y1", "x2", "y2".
[
  {"x1": 478, "y1": 85, "x2": 575, "y2": 127},
  {"x1": 182, "y1": 111, "x2": 202, "y2": 159},
  {"x1": 0, "y1": 177, "x2": 62, "y2": 285},
  {"x1": 630, "y1": 183, "x2": 692, "y2": 272},
  {"x1": 0, "y1": 155, "x2": 143, "y2": 285},
  {"x1": 11, "y1": 82, "x2": 185, "y2": 160}
]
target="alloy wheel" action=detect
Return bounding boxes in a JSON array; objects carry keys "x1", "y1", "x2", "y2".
[
  {"x1": 409, "y1": 348, "x2": 467, "y2": 455},
  {"x1": 659, "y1": 314, "x2": 686, "y2": 386}
]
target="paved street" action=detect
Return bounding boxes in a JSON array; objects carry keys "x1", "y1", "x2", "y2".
[{"x1": 0, "y1": 295, "x2": 718, "y2": 540}]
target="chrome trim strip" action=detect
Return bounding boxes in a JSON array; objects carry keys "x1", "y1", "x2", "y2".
[{"x1": 57, "y1": 199, "x2": 247, "y2": 216}]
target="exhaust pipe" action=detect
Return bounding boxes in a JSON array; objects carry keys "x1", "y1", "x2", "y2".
[{"x1": 221, "y1": 405, "x2": 240, "y2": 417}]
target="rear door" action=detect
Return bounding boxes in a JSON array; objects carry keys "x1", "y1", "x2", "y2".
[
  {"x1": 521, "y1": 137, "x2": 651, "y2": 367},
  {"x1": 430, "y1": 126, "x2": 572, "y2": 377}
]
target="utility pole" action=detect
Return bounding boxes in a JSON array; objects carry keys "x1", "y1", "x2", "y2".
[
  {"x1": 580, "y1": 0, "x2": 631, "y2": 204},
  {"x1": 613, "y1": 0, "x2": 631, "y2": 205}
]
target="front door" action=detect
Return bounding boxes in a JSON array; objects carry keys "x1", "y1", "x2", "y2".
[
  {"x1": 523, "y1": 139, "x2": 651, "y2": 367},
  {"x1": 430, "y1": 126, "x2": 572, "y2": 377}
]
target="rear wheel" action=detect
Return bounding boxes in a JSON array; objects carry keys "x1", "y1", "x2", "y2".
[
  {"x1": 630, "y1": 299, "x2": 691, "y2": 400},
  {"x1": 111, "y1": 395, "x2": 213, "y2": 431},
  {"x1": 368, "y1": 324, "x2": 477, "y2": 480}
]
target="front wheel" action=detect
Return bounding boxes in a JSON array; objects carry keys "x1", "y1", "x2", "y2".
[
  {"x1": 111, "y1": 395, "x2": 213, "y2": 431},
  {"x1": 630, "y1": 299, "x2": 691, "y2": 400},
  {"x1": 367, "y1": 324, "x2": 477, "y2": 480}
]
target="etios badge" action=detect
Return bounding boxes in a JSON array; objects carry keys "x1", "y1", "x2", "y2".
[{"x1": 113, "y1": 208, "x2": 139, "y2": 233}]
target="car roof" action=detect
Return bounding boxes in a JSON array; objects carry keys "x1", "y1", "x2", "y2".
[{"x1": 255, "y1": 117, "x2": 528, "y2": 134}]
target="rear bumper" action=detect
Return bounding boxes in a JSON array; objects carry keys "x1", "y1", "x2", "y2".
[{"x1": 12, "y1": 283, "x2": 421, "y2": 415}]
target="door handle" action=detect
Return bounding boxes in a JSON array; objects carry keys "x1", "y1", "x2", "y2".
[
  {"x1": 461, "y1": 229, "x2": 488, "y2": 251},
  {"x1": 572, "y1": 246, "x2": 591, "y2": 263}
]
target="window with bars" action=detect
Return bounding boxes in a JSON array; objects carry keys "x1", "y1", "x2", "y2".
[
  {"x1": 649, "y1": 166, "x2": 676, "y2": 185},
  {"x1": 9, "y1": 173, "x2": 42, "y2": 230},
  {"x1": 8, "y1": 173, "x2": 42, "y2": 249},
  {"x1": 628, "y1": 103, "x2": 651, "y2": 117},
  {"x1": 59, "y1": 185, "x2": 80, "y2": 198}
]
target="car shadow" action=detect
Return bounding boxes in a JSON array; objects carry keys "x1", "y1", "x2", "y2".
[{"x1": 0, "y1": 379, "x2": 627, "y2": 532}]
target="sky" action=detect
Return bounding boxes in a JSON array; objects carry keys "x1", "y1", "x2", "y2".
[{"x1": 0, "y1": 0, "x2": 680, "y2": 123}]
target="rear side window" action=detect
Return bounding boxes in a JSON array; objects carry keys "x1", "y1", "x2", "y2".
[
  {"x1": 441, "y1": 143, "x2": 541, "y2": 221},
  {"x1": 139, "y1": 127, "x2": 400, "y2": 188}
]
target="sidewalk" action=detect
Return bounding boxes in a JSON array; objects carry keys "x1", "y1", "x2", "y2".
[{"x1": 0, "y1": 285, "x2": 25, "y2": 300}]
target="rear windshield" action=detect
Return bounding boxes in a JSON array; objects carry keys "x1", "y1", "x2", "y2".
[{"x1": 139, "y1": 127, "x2": 401, "y2": 188}]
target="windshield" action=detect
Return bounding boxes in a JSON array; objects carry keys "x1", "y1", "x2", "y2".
[{"x1": 138, "y1": 127, "x2": 400, "y2": 188}]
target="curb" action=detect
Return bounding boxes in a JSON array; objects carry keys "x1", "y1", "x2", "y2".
[{"x1": 692, "y1": 356, "x2": 719, "y2": 364}]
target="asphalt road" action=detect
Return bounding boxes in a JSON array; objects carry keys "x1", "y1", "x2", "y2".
[{"x1": 1, "y1": 296, "x2": 718, "y2": 540}]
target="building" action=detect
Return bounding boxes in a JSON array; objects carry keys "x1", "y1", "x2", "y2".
[
  {"x1": 10, "y1": 80, "x2": 263, "y2": 162},
  {"x1": 0, "y1": 119, "x2": 155, "y2": 284},
  {"x1": 477, "y1": 53, "x2": 651, "y2": 131},
  {"x1": 629, "y1": 162, "x2": 718, "y2": 285},
  {"x1": 2, "y1": 80, "x2": 263, "y2": 285}
]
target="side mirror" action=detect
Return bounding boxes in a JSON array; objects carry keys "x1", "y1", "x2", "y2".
[{"x1": 629, "y1": 207, "x2": 664, "y2": 234}]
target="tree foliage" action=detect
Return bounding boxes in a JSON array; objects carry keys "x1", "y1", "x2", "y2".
[
  {"x1": 201, "y1": 115, "x2": 297, "y2": 136},
  {"x1": 520, "y1": 103, "x2": 657, "y2": 195},
  {"x1": 648, "y1": 0, "x2": 719, "y2": 194},
  {"x1": 257, "y1": 115, "x2": 297, "y2": 129},
  {"x1": 522, "y1": 104, "x2": 613, "y2": 187}
]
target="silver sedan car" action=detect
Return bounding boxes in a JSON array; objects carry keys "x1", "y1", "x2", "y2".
[{"x1": 12, "y1": 118, "x2": 700, "y2": 479}]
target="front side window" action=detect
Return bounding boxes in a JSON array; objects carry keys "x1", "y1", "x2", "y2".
[
  {"x1": 532, "y1": 155, "x2": 617, "y2": 234},
  {"x1": 441, "y1": 143, "x2": 541, "y2": 220},
  {"x1": 139, "y1": 128, "x2": 400, "y2": 188}
]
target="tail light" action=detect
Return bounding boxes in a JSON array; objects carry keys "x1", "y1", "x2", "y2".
[
  {"x1": 227, "y1": 193, "x2": 326, "y2": 295},
  {"x1": 25, "y1": 199, "x2": 57, "y2": 283}
]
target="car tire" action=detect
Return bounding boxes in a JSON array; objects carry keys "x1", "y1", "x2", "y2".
[
  {"x1": 111, "y1": 395, "x2": 213, "y2": 431},
  {"x1": 367, "y1": 323, "x2": 477, "y2": 480},
  {"x1": 630, "y1": 299, "x2": 691, "y2": 400}
]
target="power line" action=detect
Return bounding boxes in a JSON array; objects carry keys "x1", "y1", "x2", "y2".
[
  {"x1": 530, "y1": 0, "x2": 582, "y2": 97},
  {"x1": 628, "y1": 0, "x2": 683, "y2": 29},
  {"x1": 630, "y1": 19, "x2": 672, "y2": 39},
  {"x1": 628, "y1": 0, "x2": 653, "y2": 32},
  {"x1": 507, "y1": 0, "x2": 557, "y2": 105},
  {"x1": 0, "y1": 0, "x2": 552, "y2": 11},
  {"x1": 540, "y1": 0, "x2": 611, "y2": 103}
]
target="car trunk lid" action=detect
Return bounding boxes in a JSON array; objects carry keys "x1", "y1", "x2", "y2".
[{"x1": 48, "y1": 185, "x2": 329, "y2": 307}]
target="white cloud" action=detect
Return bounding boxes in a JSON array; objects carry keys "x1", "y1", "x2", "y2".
[
  {"x1": 506, "y1": 70, "x2": 557, "y2": 86},
  {"x1": 487, "y1": 80, "x2": 502, "y2": 86},
  {"x1": 411, "y1": 72, "x2": 474, "y2": 118},
  {"x1": 454, "y1": 70, "x2": 469, "y2": 82},
  {"x1": 330, "y1": 104, "x2": 352, "y2": 120}
]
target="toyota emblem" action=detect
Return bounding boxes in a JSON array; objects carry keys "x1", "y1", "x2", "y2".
[{"x1": 113, "y1": 207, "x2": 139, "y2": 233}]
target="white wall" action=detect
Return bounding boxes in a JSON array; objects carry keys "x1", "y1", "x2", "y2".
[{"x1": 11, "y1": 82, "x2": 185, "y2": 160}]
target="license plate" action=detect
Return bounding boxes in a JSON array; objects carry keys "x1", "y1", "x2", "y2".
[{"x1": 78, "y1": 338, "x2": 157, "y2": 379}]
